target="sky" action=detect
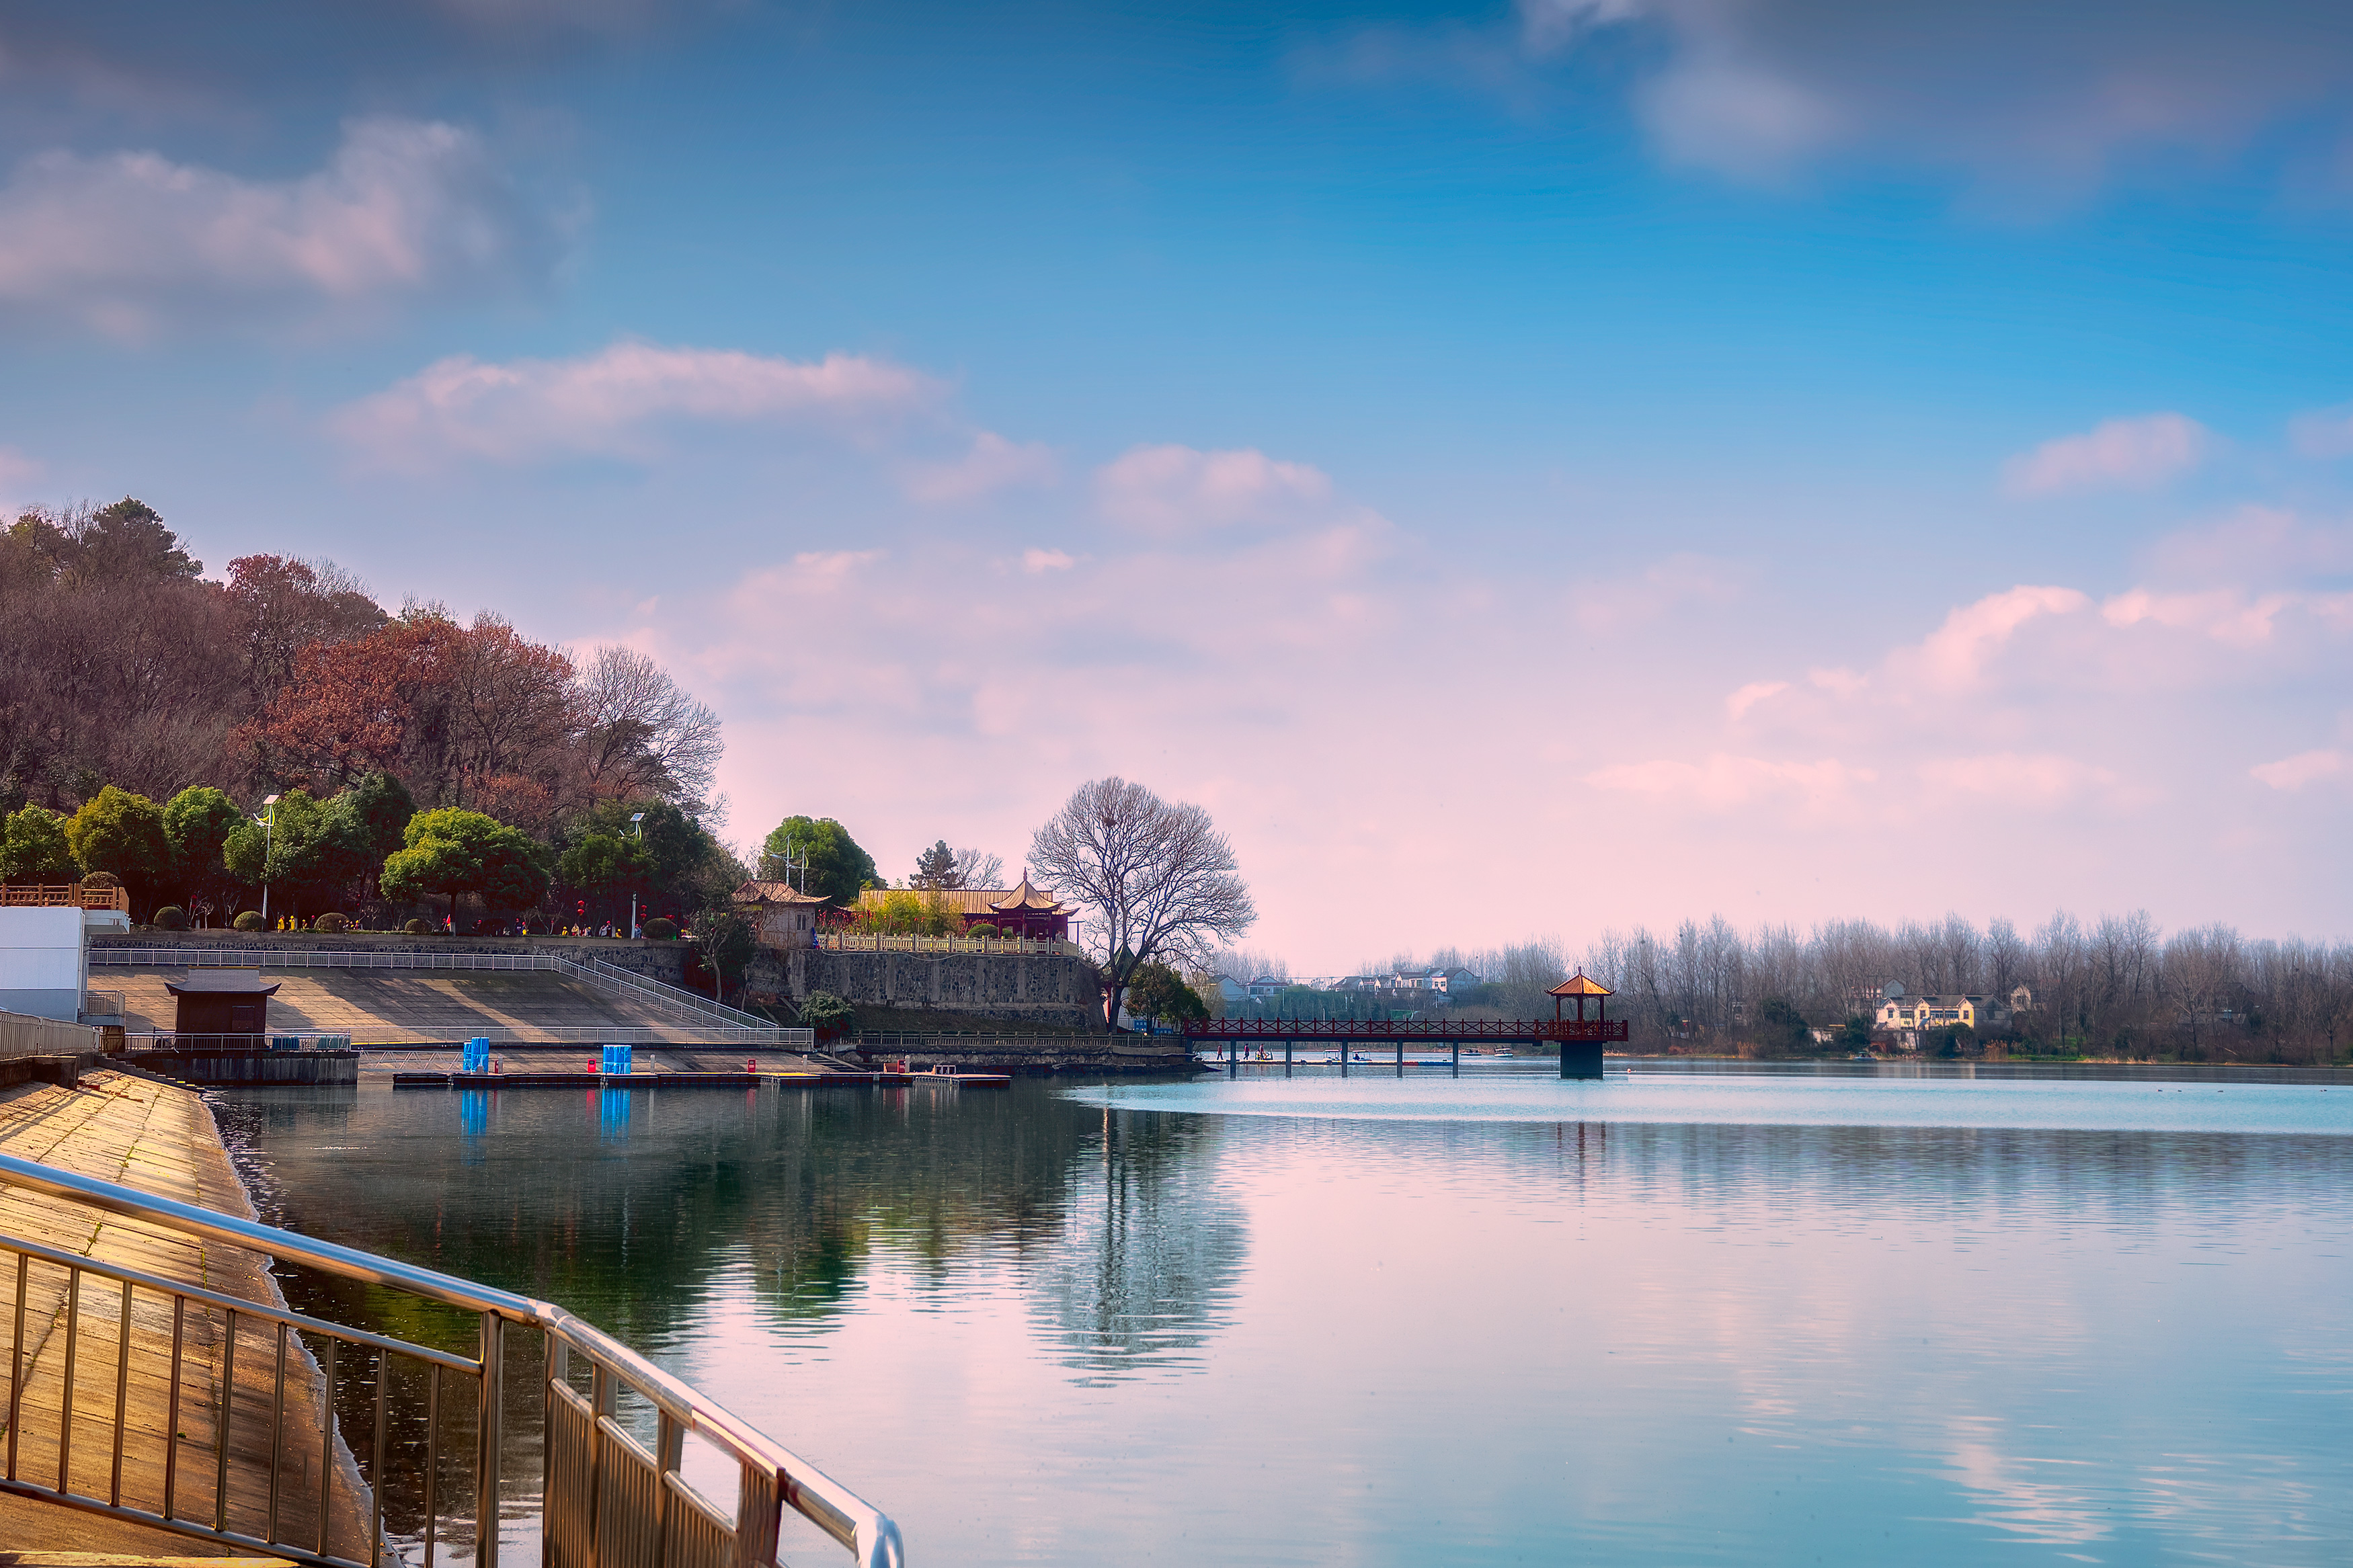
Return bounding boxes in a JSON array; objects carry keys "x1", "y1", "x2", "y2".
[{"x1": 3, "y1": 1, "x2": 2351, "y2": 971}]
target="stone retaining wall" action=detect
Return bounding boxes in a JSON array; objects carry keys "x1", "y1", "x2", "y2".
[{"x1": 748, "y1": 946, "x2": 1101, "y2": 1030}]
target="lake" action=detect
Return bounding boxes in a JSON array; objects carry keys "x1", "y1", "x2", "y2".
[{"x1": 214, "y1": 1062, "x2": 2353, "y2": 1566}]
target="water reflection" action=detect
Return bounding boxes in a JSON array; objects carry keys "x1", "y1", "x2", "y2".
[{"x1": 208, "y1": 1073, "x2": 2353, "y2": 1567}]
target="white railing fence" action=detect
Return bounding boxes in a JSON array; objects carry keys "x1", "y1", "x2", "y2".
[
  {"x1": 815, "y1": 934, "x2": 1082, "y2": 958},
  {"x1": 90, "y1": 949, "x2": 785, "y2": 1042},
  {"x1": 0, "y1": 1009, "x2": 102, "y2": 1060}
]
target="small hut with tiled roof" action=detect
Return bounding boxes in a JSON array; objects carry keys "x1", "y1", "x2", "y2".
[{"x1": 733, "y1": 880, "x2": 828, "y2": 948}]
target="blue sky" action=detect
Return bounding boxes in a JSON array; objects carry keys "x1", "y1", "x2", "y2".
[{"x1": 4, "y1": 1, "x2": 2352, "y2": 966}]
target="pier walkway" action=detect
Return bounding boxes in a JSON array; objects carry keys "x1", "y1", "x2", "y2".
[{"x1": 0, "y1": 1069, "x2": 364, "y2": 1559}]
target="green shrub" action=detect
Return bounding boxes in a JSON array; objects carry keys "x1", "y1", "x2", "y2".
[
  {"x1": 233, "y1": 911, "x2": 264, "y2": 932},
  {"x1": 402, "y1": 917, "x2": 432, "y2": 935},
  {"x1": 151, "y1": 906, "x2": 189, "y2": 931},
  {"x1": 968, "y1": 922, "x2": 999, "y2": 939},
  {"x1": 313, "y1": 911, "x2": 348, "y2": 933},
  {"x1": 642, "y1": 917, "x2": 678, "y2": 942},
  {"x1": 799, "y1": 990, "x2": 854, "y2": 1037}
]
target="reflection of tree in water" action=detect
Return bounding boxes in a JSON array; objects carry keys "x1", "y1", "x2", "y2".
[{"x1": 1027, "y1": 1106, "x2": 1246, "y2": 1385}]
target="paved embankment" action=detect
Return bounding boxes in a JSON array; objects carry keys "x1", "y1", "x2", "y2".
[{"x1": 0, "y1": 1070, "x2": 368, "y2": 1560}]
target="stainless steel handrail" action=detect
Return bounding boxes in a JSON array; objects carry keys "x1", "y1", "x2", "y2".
[{"x1": 0, "y1": 1151, "x2": 903, "y2": 1568}]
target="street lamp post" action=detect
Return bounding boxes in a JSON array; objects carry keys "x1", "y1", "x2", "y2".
[
  {"x1": 629, "y1": 813, "x2": 645, "y2": 939},
  {"x1": 258, "y1": 794, "x2": 281, "y2": 925}
]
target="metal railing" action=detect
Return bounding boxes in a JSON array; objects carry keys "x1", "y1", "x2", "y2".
[
  {"x1": 0, "y1": 1009, "x2": 102, "y2": 1060},
  {"x1": 815, "y1": 933, "x2": 1082, "y2": 958},
  {"x1": 79, "y1": 990, "x2": 125, "y2": 1021},
  {"x1": 0, "y1": 1150, "x2": 902, "y2": 1568},
  {"x1": 125, "y1": 1028, "x2": 813, "y2": 1050},
  {"x1": 91, "y1": 948, "x2": 785, "y2": 1042}
]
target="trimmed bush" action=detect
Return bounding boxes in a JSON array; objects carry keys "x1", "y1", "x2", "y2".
[
  {"x1": 642, "y1": 917, "x2": 678, "y2": 942},
  {"x1": 402, "y1": 917, "x2": 432, "y2": 935},
  {"x1": 968, "y1": 922, "x2": 1000, "y2": 939},
  {"x1": 151, "y1": 906, "x2": 189, "y2": 931},
  {"x1": 233, "y1": 911, "x2": 264, "y2": 932},
  {"x1": 798, "y1": 990, "x2": 854, "y2": 1038},
  {"x1": 313, "y1": 911, "x2": 348, "y2": 933}
]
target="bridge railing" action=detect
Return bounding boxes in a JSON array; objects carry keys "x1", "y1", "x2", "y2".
[
  {"x1": 0, "y1": 1150, "x2": 903, "y2": 1568},
  {"x1": 815, "y1": 933, "x2": 1082, "y2": 958},
  {"x1": 1182, "y1": 1017, "x2": 1630, "y2": 1041}
]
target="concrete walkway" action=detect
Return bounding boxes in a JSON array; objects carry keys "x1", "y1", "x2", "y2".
[{"x1": 0, "y1": 1071, "x2": 368, "y2": 1561}]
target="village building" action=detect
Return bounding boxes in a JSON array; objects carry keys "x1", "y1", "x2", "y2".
[{"x1": 733, "y1": 880, "x2": 828, "y2": 947}]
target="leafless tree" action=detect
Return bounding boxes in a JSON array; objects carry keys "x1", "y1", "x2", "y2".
[
  {"x1": 574, "y1": 645, "x2": 725, "y2": 808},
  {"x1": 1027, "y1": 777, "x2": 1257, "y2": 1031},
  {"x1": 953, "y1": 847, "x2": 1004, "y2": 889}
]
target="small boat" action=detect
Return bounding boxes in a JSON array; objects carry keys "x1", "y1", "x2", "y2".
[{"x1": 923, "y1": 1064, "x2": 1012, "y2": 1085}]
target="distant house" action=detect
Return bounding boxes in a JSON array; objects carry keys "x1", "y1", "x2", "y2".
[
  {"x1": 1203, "y1": 974, "x2": 1249, "y2": 1006},
  {"x1": 734, "y1": 881, "x2": 827, "y2": 947},
  {"x1": 1876, "y1": 993, "x2": 1986, "y2": 1031},
  {"x1": 1327, "y1": 966, "x2": 1480, "y2": 997},
  {"x1": 1246, "y1": 975, "x2": 1289, "y2": 1001}
]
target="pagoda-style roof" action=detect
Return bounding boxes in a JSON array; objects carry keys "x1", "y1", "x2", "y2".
[
  {"x1": 734, "y1": 880, "x2": 827, "y2": 907},
  {"x1": 1550, "y1": 972, "x2": 1613, "y2": 997},
  {"x1": 988, "y1": 877, "x2": 1073, "y2": 915},
  {"x1": 164, "y1": 971, "x2": 282, "y2": 997}
]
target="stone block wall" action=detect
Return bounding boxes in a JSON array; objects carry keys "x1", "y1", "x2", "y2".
[{"x1": 747, "y1": 945, "x2": 1102, "y2": 1030}]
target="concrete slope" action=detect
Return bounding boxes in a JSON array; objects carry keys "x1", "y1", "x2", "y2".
[{"x1": 114, "y1": 968, "x2": 740, "y2": 1043}]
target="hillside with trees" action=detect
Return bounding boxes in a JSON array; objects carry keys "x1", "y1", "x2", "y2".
[{"x1": 0, "y1": 499, "x2": 742, "y2": 928}]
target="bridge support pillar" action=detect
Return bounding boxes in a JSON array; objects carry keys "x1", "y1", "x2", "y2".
[
  {"x1": 1283, "y1": 1039, "x2": 1292, "y2": 1074},
  {"x1": 1451, "y1": 1040, "x2": 1460, "y2": 1077},
  {"x1": 1340, "y1": 1042, "x2": 1349, "y2": 1077},
  {"x1": 1560, "y1": 1041, "x2": 1604, "y2": 1079}
]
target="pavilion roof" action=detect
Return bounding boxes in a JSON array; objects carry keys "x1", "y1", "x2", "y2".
[
  {"x1": 988, "y1": 877, "x2": 1072, "y2": 914},
  {"x1": 734, "y1": 880, "x2": 827, "y2": 906},
  {"x1": 1550, "y1": 972, "x2": 1613, "y2": 997},
  {"x1": 165, "y1": 971, "x2": 282, "y2": 997}
]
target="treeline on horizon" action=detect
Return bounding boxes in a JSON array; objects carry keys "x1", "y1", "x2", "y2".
[
  {"x1": 1253, "y1": 910, "x2": 2353, "y2": 1067},
  {"x1": 0, "y1": 499, "x2": 746, "y2": 928}
]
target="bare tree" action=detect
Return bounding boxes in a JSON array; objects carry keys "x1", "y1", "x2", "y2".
[
  {"x1": 574, "y1": 645, "x2": 725, "y2": 808},
  {"x1": 1027, "y1": 777, "x2": 1257, "y2": 1031},
  {"x1": 953, "y1": 846, "x2": 1004, "y2": 889}
]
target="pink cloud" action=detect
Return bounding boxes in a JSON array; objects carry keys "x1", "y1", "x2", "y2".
[
  {"x1": 1724, "y1": 680, "x2": 1789, "y2": 720},
  {"x1": 1895, "y1": 585, "x2": 2089, "y2": 691},
  {"x1": 1584, "y1": 753, "x2": 1874, "y2": 810},
  {"x1": 1021, "y1": 548, "x2": 1076, "y2": 574},
  {"x1": 332, "y1": 340, "x2": 939, "y2": 469},
  {"x1": 2251, "y1": 749, "x2": 2348, "y2": 791},
  {"x1": 0, "y1": 119, "x2": 563, "y2": 337},
  {"x1": 2002, "y1": 413, "x2": 2210, "y2": 495},
  {"x1": 1915, "y1": 752, "x2": 2120, "y2": 807},
  {"x1": 1094, "y1": 445, "x2": 1333, "y2": 534},
  {"x1": 906, "y1": 431, "x2": 1058, "y2": 503}
]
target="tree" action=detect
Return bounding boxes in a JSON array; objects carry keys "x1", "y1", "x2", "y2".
[
  {"x1": 1027, "y1": 777, "x2": 1256, "y2": 1032},
  {"x1": 162, "y1": 786, "x2": 244, "y2": 917},
  {"x1": 223, "y1": 789, "x2": 370, "y2": 919},
  {"x1": 379, "y1": 807, "x2": 551, "y2": 926},
  {"x1": 559, "y1": 832, "x2": 655, "y2": 922},
  {"x1": 1749, "y1": 996, "x2": 1812, "y2": 1058},
  {"x1": 856, "y1": 888, "x2": 958, "y2": 936},
  {"x1": 798, "y1": 990, "x2": 854, "y2": 1038},
  {"x1": 759, "y1": 816, "x2": 877, "y2": 905},
  {"x1": 1125, "y1": 963, "x2": 1208, "y2": 1027},
  {"x1": 690, "y1": 900, "x2": 759, "y2": 1004},
  {"x1": 223, "y1": 554, "x2": 385, "y2": 708},
  {"x1": 911, "y1": 840, "x2": 959, "y2": 889},
  {"x1": 65, "y1": 786, "x2": 172, "y2": 913},
  {"x1": 328, "y1": 772, "x2": 415, "y2": 868},
  {"x1": 574, "y1": 645, "x2": 724, "y2": 808},
  {"x1": 0, "y1": 805, "x2": 77, "y2": 882}
]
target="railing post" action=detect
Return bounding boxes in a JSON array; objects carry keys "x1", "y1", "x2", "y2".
[
  {"x1": 735, "y1": 1461, "x2": 783, "y2": 1568},
  {"x1": 478, "y1": 1311, "x2": 503, "y2": 1568}
]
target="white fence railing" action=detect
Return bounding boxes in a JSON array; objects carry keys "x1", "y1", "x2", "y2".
[
  {"x1": 90, "y1": 948, "x2": 786, "y2": 1042},
  {"x1": 0, "y1": 1008, "x2": 102, "y2": 1059},
  {"x1": 815, "y1": 933, "x2": 1082, "y2": 957}
]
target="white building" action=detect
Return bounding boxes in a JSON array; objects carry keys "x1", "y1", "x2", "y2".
[{"x1": 0, "y1": 889, "x2": 131, "y2": 1023}]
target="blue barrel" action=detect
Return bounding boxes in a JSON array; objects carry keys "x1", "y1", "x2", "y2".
[
  {"x1": 601, "y1": 1044, "x2": 633, "y2": 1076},
  {"x1": 463, "y1": 1037, "x2": 490, "y2": 1074}
]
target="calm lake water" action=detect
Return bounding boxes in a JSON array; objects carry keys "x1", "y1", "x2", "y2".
[{"x1": 214, "y1": 1063, "x2": 2353, "y2": 1567}]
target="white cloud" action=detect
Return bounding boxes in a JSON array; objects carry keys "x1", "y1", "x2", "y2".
[
  {"x1": 332, "y1": 339, "x2": 939, "y2": 469},
  {"x1": 1807, "y1": 666, "x2": 1868, "y2": 696},
  {"x1": 2100, "y1": 587, "x2": 2303, "y2": 648},
  {"x1": 1585, "y1": 753, "x2": 1873, "y2": 810},
  {"x1": 1642, "y1": 53, "x2": 1840, "y2": 181},
  {"x1": 905, "y1": 431, "x2": 1058, "y2": 504},
  {"x1": 1895, "y1": 584, "x2": 2089, "y2": 691},
  {"x1": 1021, "y1": 548, "x2": 1076, "y2": 574},
  {"x1": 1916, "y1": 752, "x2": 2118, "y2": 807},
  {"x1": 0, "y1": 118, "x2": 565, "y2": 337},
  {"x1": 2147, "y1": 505, "x2": 2353, "y2": 584},
  {"x1": 2002, "y1": 413, "x2": 2210, "y2": 495},
  {"x1": 2251, "y1": 749, "x2": 2348, "y2": 790},
  {"x1": 1724, "y1": 680, "x2": 1788, "y2": 720},
  {"x1": 1094, "y1": 445, "x2": 1333, "y2": 534}
]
